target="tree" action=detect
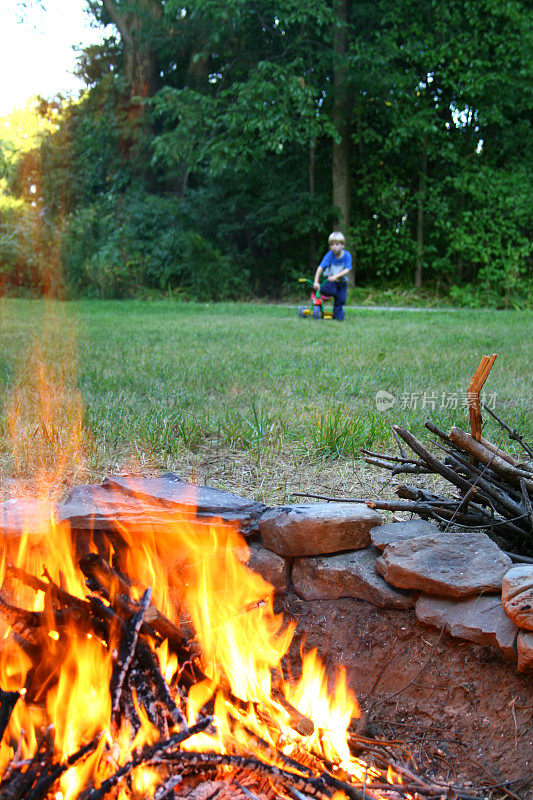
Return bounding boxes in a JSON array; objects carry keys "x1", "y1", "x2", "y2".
[
  {"x1": 331, "y1": 0, "x2": 351, "y2": 238},
  {"x1": 3, "y1": 0, "x2": 531, "y2": 303}
]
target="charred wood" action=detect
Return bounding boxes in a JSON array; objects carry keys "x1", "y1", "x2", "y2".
[
  {"x1": 79, "y1": 717, "x2": 213, "y2": 800},
  {"x1": 155, "y1": 751, "x2": 337, "y2": 799},
  {"x1": 6, "y1": 565, "x2": 90, "y2": 616},
  {"x1": 117, "y1": 672, "x2": 142, "y2": 734},
  {"x1": 88, "y1": 595, "x2": 189, "y2": 729},
  {"x1": 79, "y1": 553, "x2": 197, "y2": 658},
  {"x1": 23, "y1": 735, "x2": 100, "y2": 800},
  {"x1": 154, "y1": 774, "x2": 183, "y2": 799},
  {"x1": 0, "y1": 689, "x2": 19, "y2": 742},
  {"x1": 0, "y1": 742, "x2": 54, "y2": 800},
  {"x1": 110, "y1": 587, "x2": 151, "y2": 721},
  {"x1": 271, "y1": 687, "x2": 315, "y2": 737}
]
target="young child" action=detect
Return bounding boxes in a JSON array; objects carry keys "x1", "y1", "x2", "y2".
[{"x1": 313, "y1": 231, "x2": 352, "y2": 321}]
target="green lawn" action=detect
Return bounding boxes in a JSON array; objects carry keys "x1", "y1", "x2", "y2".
[{"x1": 0, "y1": 299, "x2": 531, "y2": 504}]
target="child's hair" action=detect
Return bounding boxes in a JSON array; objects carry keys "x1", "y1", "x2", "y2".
[{"x1": 328, "y1": 231, "x2": 345, "y2": 245}]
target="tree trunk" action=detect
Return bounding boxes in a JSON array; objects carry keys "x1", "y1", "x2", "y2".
[
  {"x1": 101, "y1": 0, "x2": 161, "y2": 101},
  {"x1": 415, "y1": 134, "x2": 428, "y2": 288},
  {"x1": 309, "y1": 137, "x2": 317, "y2": 268},
  {"x1": 456, "y1": 190, "x2": 465, "y2": 281},
  {"x1": 332, "y1": 0, "x2": 352, "y2": 282},
  {"x1": 101, "y1": 0, "x2": 161, "y2": 174}
]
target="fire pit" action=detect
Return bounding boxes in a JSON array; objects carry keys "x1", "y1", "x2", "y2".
[{"x1": 0, "y1": 484, "x2": 531, "y2": 800}]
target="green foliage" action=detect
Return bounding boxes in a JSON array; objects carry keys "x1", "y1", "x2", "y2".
[
  {"x1": 140, "y1": 410, "x2": 210, "y2": 454},
  {"x1": 444, "y1": 165, "x2": 531, "y2": 296},
  {"x1": 449, "y1": 281, "x2": 533, "y2": 310},
  {"x1": 1, "y1": 0, "x2": 531, "y2": 303},
  {"x1": 60, "y1": 190, "x2": 247, "y2": 300}
]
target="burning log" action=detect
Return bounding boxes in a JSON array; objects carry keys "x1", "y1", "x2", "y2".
[
  {"x1": 79, "y1": 553, "x2": 198, "y2": 656},
  {"x1": 78, "y1": 718, "x2": 213, "y2": 800},
  {"x1": 0, "y1": 594, "x2": 92, "y2": 637},
  {"x1": 78, "y1": 558, "x2": 316, "y2": 740},
  {"x1": 110, "y1": 587, "x2": 151, "y2": 721},
  {"x1": 0, "y1": 689, "x2": 20, "y2": 742},
  {"x1": 23, "y1": 736, "x2": 101, "y2": 800},
  {"x1": 0, "y1": 488, "x2": 502, "y2": 800},
  {"x1": 150, "y1": 751, "x2": 339, "y2": 800},
  {"x1": 0, "y1": 741, "x2": 55, "y2": 800},
  {"x1": 154, "y1": 774, "x2": 183, "y2": 799},
  {"x1": 87, "y1": 595, "x2": 189, "y2": 730},
  {"x1": 271, "y1": 686, "x2": 315, "y2": 736},
  {"x1": 78, "y1": 552, "x2": 133, "y2": 600},
  {"x1": 5, "y1": 564, "x2": 92, "y2": 618}
]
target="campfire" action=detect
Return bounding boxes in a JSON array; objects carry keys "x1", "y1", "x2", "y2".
[
  {"x1": 0, "y1": 492, "x2": 458, "y2": 800},
  {"x1": 2, "y1": 339, "x2": 526, "y2": 800}
]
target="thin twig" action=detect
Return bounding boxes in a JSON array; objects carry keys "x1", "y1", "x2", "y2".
[{"x1": 482, "y1": 403, "x2": 533, "y2": 457}]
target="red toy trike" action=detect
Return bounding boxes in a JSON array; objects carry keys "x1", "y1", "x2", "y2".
[{"x1": 297, "y1": 278, "x2": 334, "y2": 320}]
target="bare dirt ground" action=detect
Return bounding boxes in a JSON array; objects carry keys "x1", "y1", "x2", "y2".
[{"x1": 278, "y1": 594, "x2": 533, "y2": 797}]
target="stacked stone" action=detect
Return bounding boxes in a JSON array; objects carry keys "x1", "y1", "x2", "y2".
[
  {"x1": 502, "y1": 567, "x2": 533, "y2": 672},
  {"x1": 257, "y1": 505, "x2": 530, "y2": 666},
  {"x1": 2, "y1": 478, "x2": 531, "y2": 670},
  {"x1": 370, "y1": 521, "x2": 522, "y2": 662},
  {"x1": 257, "y1": 503, "x2": 412, "y2": 608}
]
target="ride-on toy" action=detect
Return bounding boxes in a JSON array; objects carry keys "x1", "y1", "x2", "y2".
[{"x1": 297, "y1": 278, "x2": 334, "y2": 319}]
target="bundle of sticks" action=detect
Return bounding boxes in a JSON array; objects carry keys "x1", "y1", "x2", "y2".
[
  {"x1": 360, "y1": 404, "x2": 533, "y2": 558},
  {"x1": 0, "y1": 554, "x2": 488, "y2": 800}
]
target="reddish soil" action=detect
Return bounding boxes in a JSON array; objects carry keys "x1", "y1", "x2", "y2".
[{"x1": 278, "y1": 594, "x2": 533, "y2": 798}]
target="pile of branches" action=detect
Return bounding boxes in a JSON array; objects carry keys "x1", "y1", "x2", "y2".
[
  {"x1": 361, "y1": 405, "x2": 533, "y2": 558},
  {"x1": 0, "y1": 554, "x2": 488, "y2": 800}
]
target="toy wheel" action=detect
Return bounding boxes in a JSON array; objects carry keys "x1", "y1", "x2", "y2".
[
  {"x1": 298, "y1": 306, "x2": 304, "y2": 317},
  {"x1": 313, "y1": 306, "x2": 322, "y2": 319}
]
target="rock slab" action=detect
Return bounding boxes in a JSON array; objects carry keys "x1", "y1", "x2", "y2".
[
  {"x1": 416, "y1": 594, "x2": 518, "y2": 658},
  {"x1": 61, "y1": 476, "x2": 266, "y2": 534},
  {"x1": 502, "y1": 566, "x2": 533, "y2": 632},
  {"x1": 104, "y1": 474, "x2": 268, "y2": 533},
  {"x1": 292, "y1": 547, "x2": 416, "y2": 608},
  {"x1": 375, "y1": 531, "x2": 512, "y2": 597},
  {"x1": 60, "y1": 484, "x2": 207, "y2": 532},
  {"x1": 517, "y1": 631, "x2": 533, "y2": 672},
  {"x1": 258, "y1": 503, "x2": 381, "y2": 557},
  {"x1": 370, "y1": 519, "x2": 441, "y2": 550},
  {"x1": 246, "y1": 542, "x2": 289, "y2": 594},
  {"x1": 0, "y1": 498, "x2": 59, "y2": 537}
]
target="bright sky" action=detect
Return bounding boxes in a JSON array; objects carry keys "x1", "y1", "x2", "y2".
[{"x1": 0, "y1": 1, "x2": 107, "y2": 116}]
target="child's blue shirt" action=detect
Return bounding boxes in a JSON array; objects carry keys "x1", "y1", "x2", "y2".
[{"x1": 319, "y1": 250, "x2": 352, "y2": 282}]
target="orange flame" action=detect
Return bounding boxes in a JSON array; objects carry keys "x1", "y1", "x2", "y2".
[
  {"x1": 0, "y1": 313, "x2": 403, "y2": 798},
  {"x1": 5, "y1": 303, "x2": 87, "y2": 497}
]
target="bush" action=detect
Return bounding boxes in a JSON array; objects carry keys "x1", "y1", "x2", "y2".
[
  {"x1": 180, "y1": 231, "x2": 248, "y2": 301},
  {"x1": 60, "y1": 190, "x2": 248, "y2": 300}
]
